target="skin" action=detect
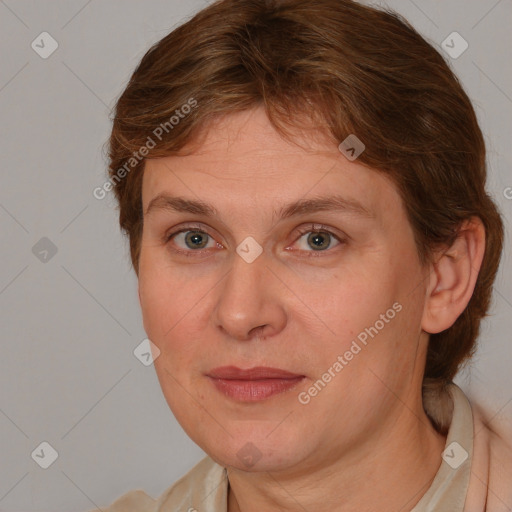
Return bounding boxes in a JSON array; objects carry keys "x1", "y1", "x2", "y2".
[{"x1": 137, "y1": 106, "x2": 485, "y2": 512}]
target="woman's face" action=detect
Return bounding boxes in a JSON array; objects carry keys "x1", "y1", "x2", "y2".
[{"x1": 138, "y1": 106, "x2": 431, "y2": 473}]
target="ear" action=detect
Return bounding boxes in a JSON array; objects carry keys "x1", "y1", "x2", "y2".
[{"x1": 422, "y1": 217, "x2": 486, "y2": 334}]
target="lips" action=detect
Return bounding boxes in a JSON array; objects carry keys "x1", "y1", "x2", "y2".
[
  {"x1": 206, "y1": 366, "x2": 305, "y2": 401},
  {"x1": 207, "y1": 366, "x2": 303, "y2": 380}
]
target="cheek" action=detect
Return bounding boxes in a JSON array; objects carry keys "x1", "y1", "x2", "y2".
[
  {"x1": 138, "y1": 250, "x2": 201, "y2": 340},
  {"x1": 309, "y1": 266, "x2": 397, "y2": 341},
  {"x1": 137, "y1": 253, "x2": 217, "y2": 378},
  {"x1": 306, "y1": 252, "x2": 422, "y2": 372}
]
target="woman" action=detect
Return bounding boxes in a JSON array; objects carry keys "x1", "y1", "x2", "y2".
[{"x1": 91, "y1": 0, "x2": 512, "y2": 510}]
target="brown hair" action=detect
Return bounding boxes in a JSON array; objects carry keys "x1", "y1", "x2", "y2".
[{"x1": 106, "y1": 0, "x2": 503, "y2": 431}]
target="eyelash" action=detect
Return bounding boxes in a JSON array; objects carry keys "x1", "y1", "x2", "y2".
[{"x1": 164, "y1": 223, "x2": 346, "y2": 259}]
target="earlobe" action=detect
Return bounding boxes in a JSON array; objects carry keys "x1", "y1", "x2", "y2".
[{"x1": 422, "y1": 217, "x2": 486, "y2": 334}]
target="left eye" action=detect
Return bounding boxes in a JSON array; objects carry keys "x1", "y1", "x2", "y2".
[{"x1": 294, "y1": 229, "x2": 342, "y2": 252}]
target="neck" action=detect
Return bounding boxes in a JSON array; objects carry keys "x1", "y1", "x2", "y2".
[{"x1": 227, "y1": 405, "x2": 446, "y2": 512}]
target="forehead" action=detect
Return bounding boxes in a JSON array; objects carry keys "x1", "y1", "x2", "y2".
[
  {"x1": 181, "y1": 107, "x2": 333, "y2": 157},
  {"x1": 141, "y1": 107, "x2": 404, "y2": 225}
]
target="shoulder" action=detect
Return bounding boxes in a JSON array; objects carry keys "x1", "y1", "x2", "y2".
[
  {"x1": 86, "y1": 456, "x2": 226, "y2": 512},
  {"x1": 478, "y1": 405, "x2": 512, "y2": 503},
  {"x1": 468, "y1": 396, "x2": 512, "y2": 510}
]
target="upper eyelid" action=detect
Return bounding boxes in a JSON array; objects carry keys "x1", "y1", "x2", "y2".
[{"x1": 165, "y1": 222, "x2": 212, "y2": 238}]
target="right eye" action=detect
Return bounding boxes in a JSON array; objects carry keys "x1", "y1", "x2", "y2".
[{"x1": 165, "y1": 226, "x2": 224, "y2": 257}]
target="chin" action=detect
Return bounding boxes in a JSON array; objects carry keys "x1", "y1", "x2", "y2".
[{"x1": 200, "y1": 429, "x2": 309, "y2": 473}]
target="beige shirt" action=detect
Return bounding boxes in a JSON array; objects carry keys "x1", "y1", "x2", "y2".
[{"x1": 90, "y1": 383, "x2": 512, "y2": 511}]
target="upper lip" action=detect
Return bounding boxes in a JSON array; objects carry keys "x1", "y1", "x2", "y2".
[{"x1": 207, "y1": 366, "x2": 304, "y2": 380}]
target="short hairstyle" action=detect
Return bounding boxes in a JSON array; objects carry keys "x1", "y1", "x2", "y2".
[{"x1": 106, "y1": 0, "x2": 504, "y2": 430}]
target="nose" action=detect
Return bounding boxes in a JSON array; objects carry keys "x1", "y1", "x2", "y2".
[{"x1": 211, "y1": 247, "x2": 287, "y2": 342}]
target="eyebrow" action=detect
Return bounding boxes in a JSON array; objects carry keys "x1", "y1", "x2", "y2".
[{"x1": 144, "y1": 193, "x2": 374, "y2": 220}]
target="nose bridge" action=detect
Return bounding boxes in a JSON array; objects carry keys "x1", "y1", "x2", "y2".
[{"x1": 212, "y1": 247, "x2": 286, "y2": 341}]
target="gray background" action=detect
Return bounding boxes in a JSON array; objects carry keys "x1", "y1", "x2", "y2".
[{"x1": 0, "y1": 1, "x2": 511, "y2": 510}]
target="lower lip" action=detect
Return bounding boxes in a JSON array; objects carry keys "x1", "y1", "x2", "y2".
[{"x1": 208, "y1": 377, "x2": 305, "y2": 401}]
